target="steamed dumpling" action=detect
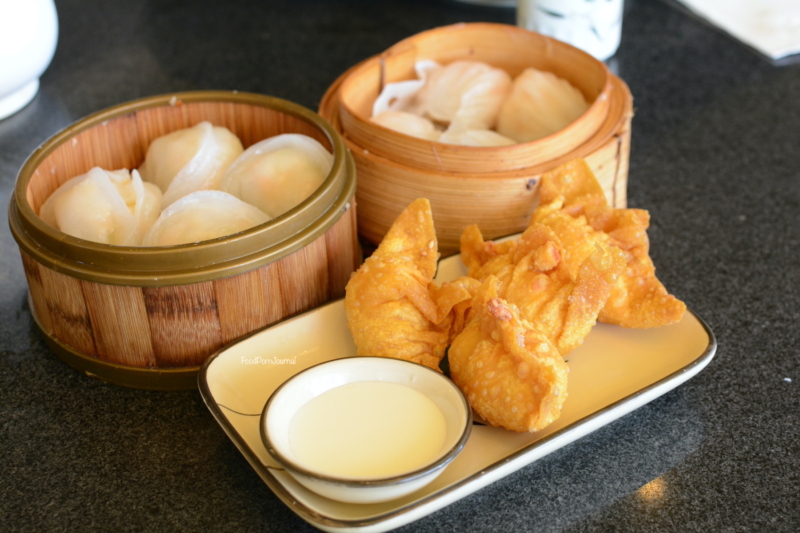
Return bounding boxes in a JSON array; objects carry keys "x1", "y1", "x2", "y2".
[
  {"x1": 437, "y1": 127, "x2": 516, "y2": 147},
  {"x1": 370, "y1": 111, "x2": 442, "y2": 141},
  {"x1": 413, "y1": 60, "x2": 511, "y2": 130},
  {"x1": 372, "y1": 60, "x2": 441, "y2": 117},
  {"x1": 142, "y1": 190, "x2": 270, "y2": 247},
  {"x1": 371, "y1": 59, "x2": 512, "y2": 143},
  {"x1": 218, "y1": 134, "x2": 333, "y2": 218},
  {"x1": 39, "y1": 167, "x2": 162, "y2": 246},
  {"x1": 496, "y1": 68, "x2": 590, "y2": 143},
  {"x1": 138, "y1": 121, "x2": 244, "y2": 207}
]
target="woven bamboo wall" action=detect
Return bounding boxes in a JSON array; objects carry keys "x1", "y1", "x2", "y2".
[{"x1": 21, "y1": 204, "x2": 358, "y2": 368}]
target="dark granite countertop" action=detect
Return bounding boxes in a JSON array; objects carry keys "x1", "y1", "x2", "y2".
[{"x1": 2, "y1": 0, "x2": 798, "y2": 531}]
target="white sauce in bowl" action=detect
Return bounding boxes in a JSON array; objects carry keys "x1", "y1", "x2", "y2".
[{"x1": 288, "y1": 381, "x2": 447, "y2": 479}]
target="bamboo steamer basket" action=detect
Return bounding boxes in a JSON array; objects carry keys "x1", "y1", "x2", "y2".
[
  {"x1": 9, "y1": 91, "x2": 359, "y2": 390},
  {"x1": 319, "y1": 24, "x2": 633, "y2": 253},
  {"x1": 337, "y1": 23, "x2": 613, "y2": 174}
]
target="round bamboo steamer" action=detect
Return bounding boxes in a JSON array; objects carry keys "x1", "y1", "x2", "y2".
[
  {"x1": 9, "y1": 91, "x2": 359, "y2": 390},
  {"x1": 337, "y1": 23, "x2": 613, "y2": 174},
  {"x1": 319, "y1": 39, "x2": 633, "y2": 253}
]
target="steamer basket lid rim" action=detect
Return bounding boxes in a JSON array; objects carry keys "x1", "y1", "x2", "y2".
[{"x1": 10, "y1": 91, "x2": 354, "y2": 286}]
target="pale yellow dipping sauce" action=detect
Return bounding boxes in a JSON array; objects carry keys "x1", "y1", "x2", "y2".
[{"x1": 288, "y1": 381, "x2": 448, "y2": 479}]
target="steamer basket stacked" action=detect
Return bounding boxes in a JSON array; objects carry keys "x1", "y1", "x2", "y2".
[
  {"x1": 9, "y1": 91, "x2": 359, "y2": 390},
  {"x1": 319, "y1": 23, "x2": 633, "y2": 253}
]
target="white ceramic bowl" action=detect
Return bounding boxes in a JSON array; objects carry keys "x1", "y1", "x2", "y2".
[
  {"x1": 260, "y1": 357, "x2": 472, "y2": 504},
  {"x1": 0, "y1": 0, "x2": 58, "y2": 120}
]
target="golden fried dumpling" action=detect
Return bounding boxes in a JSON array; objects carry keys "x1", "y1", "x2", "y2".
[
  {"x1": 586, "y1": 205, "x2": 686, "y2": 327},
  {"x1": 449, "y1": 277, "x2": 569, "y2": 432},
  {"x1": 533, "y1": 159, "x2": 686, "y2": 328},
  {"x1": 460, "y1": 222, "x2": 626, "y2": 355},
  {"x1": 430, "y1": 275, "x2": 481, "y2": 345},
  {"x1": 345, "y1": 198, "x2": 460, "y2": 370},
  {"x1": 460, "y1": 224, "x2": 517, "y2": 277},
  {"x1": 537, "y1": 158, "x2": 608, "y2": 210}
]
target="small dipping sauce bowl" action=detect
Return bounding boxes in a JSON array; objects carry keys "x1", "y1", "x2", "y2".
[{"x1": 260, "y1": 357, "x2": 472, "y2": 504}]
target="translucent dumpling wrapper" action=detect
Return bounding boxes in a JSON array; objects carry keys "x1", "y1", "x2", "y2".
[
  {"x1": 372, "y1": 60, "x2": 511, "y2": 132},
  {"x1": 39, "y1": 167, "x2": 162, "y2": 246},
  {"x1": 218, "y1": 134, "x2": 334, "y2": 218},
  {"x1": 413, "y1": 60, "x2": 512, "y2": 131},
  {"x1": 370, "y1": 111, "x2": 442, "y2": 141},
  {"x1": 496, "y1": 68, "x2": 590, "y2": 143},
  {"x1": 371, "y1": 60, "x2": 441, "y2": 117},
  {"x1": 141, "y1": 190, "x2": 270, "y2": 247},
  {"x1": 437, "y1": 127, "x2": 516, "y2": 147},
  {"x1": 138, "y1": 121, "x2": 244, "y2": 207}
]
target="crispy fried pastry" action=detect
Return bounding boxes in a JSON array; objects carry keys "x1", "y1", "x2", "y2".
[
  {"x1": 537, "y1": 158, "x2": 607, "y2": 212},
  {"x1": 344, "y1": 198, "x2": 475, "y2": 370},
  {"x1": 431, "y1": 276, "x2": 482, "y2": 344},
  {"x1": 585, "y1": 205, "x2": 686, "y2": 327},
  {"x1": 534, "y1": 159, "x2": 686, "y2": 328},
  {"x1": 461, "y1": 222, "x2": 625, "y2": 354},
  {"x1": 449, "y1": 277, "x2": 569, "y2": 432}
]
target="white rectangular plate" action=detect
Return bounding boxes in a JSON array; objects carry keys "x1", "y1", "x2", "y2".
[{"x1": 199, "y1": 253, "x2": 716, "y2": 533}]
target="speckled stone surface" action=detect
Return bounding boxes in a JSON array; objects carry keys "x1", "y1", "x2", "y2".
[{"x1": 1, "y1": 0, "x2": 798, "y2": 531}]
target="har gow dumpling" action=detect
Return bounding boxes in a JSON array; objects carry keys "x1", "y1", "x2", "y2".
[
  {"x1": 141, "y1": 190, "x2": 270, "y2": 247},
  {"x1": 218, "y1": 134, "x2": 333, "y2": 218},
  {"x1": 39, "y1": 167, "x2": 162, "y2": 246},
  {"x1": 437, "y1": 127, "x2": 515, "y2": 147},
  {"x1": 370, "y1": 111, "x2": 442, "y2": 141},
  {"x1": 138, "y1": 121, "x2": 244, "y2": 207},
  {"x1": 131, "y1": 175, "x2": 164, "y2": 243},
  {"x1": 371, "y1": 60, "x2": 441, "y2": 117},
  {"x1": 413, "y1": 60, "x2": 511, "y2": 131},
  {"x1": 370, "y1": 60, "x2": 513, "y2": 145},
  {"x1": 496, "y1": 68, "x2": 590, "y2": 143}
]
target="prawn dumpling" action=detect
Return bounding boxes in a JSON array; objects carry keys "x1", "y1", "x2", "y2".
[
  {"x1": 414, "y1": 60, "x2": 511, "y2": 131},
  {"x1": 437, "y1": 127, "x2": 516, "y2": 147},
  {"x1": 106, "y1": 169, "x2": 163, "y2": 243},
  {"x1": 496, "y1": 68, "x2": 590, "y2": 143},
  {"x1": 371, "y1": 111, "x2": 441, "y2": 141},
  {"x1": 142, "y1": 190, "x2": 270, "y2": 247},
  {"x1": 218, "y1": 134, "x2": 333, "y2": 218},
  {"x1": 39, "y1": 167, "x2": 162, "y2": 246},
  {"x1": 131, "y1": 176, "x2": 164, "y2": 243},
  {"x1": 372, "y1": 60, "x2": 441, "y2": 117},
  {"x1": 138, "y1": 121, "x2": 243, "y2": 207}
]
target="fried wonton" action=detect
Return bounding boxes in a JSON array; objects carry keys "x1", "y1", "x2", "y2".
[
  {"x1": 449, "y1": 277, "x2": 569, "y2": 432},
  {"x1": 537, "y1": 158, "x2": 608, "y2": 211},
  {"x1": 533, "y1": 159, "x2": 686, "y2": 328},
  {"x1": 461, "y1": 222, "x2": 626, "y2": 354},
  {"x1": 344, "y1": 198, "x2": 475, "y2": 370},
  {"x1": 431, "y1": 276, "x2": 482, "y2": 344}
]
